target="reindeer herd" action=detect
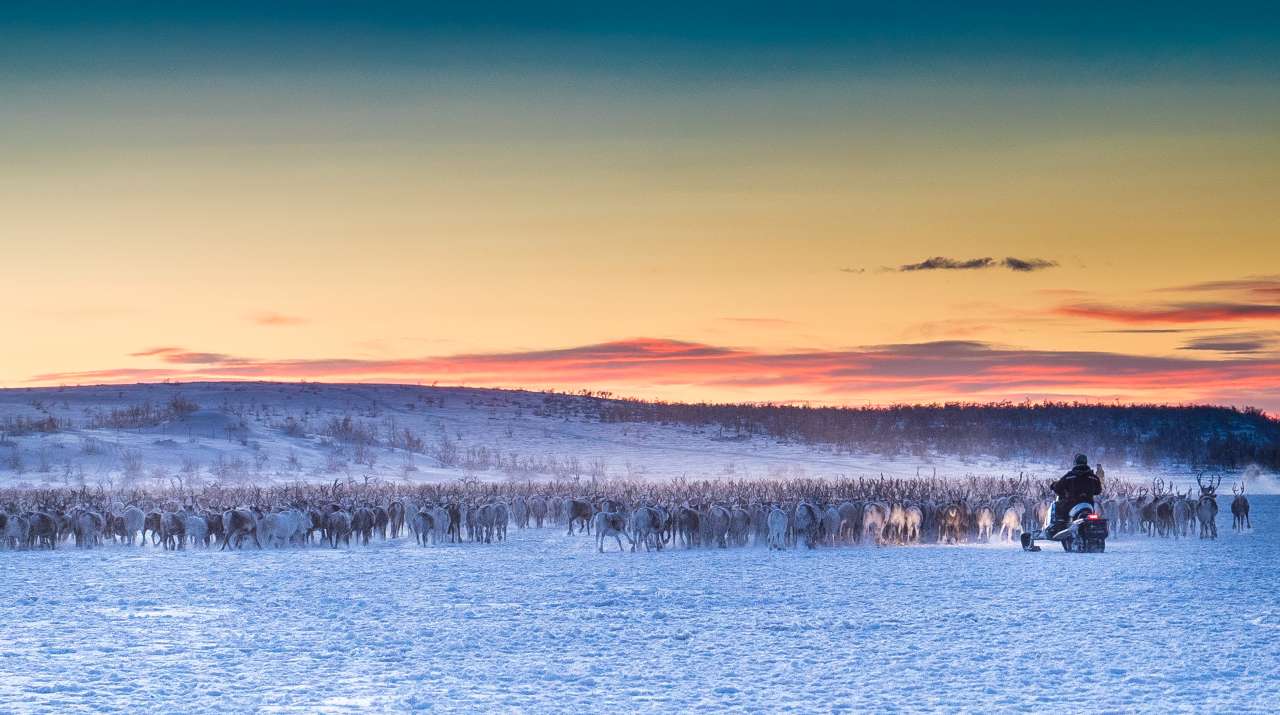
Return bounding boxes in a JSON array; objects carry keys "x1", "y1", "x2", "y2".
[
  {"x1": 1109, "y1": 475, "x2": 1254, "y2": 540},
  {"x1": 0, "y1": 473, "x2": 1256, "y2": 555}
]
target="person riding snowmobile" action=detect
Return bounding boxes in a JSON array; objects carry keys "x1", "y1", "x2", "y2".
[{"x1": 1045, "y1": 454, "x2": 1103, "y2": 537}]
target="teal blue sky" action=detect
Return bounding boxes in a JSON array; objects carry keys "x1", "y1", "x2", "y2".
[{"x1": 4, "y1": 2, "x2": 1279, "y2": 81}]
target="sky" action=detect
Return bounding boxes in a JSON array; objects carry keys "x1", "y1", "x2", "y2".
[{"x1": 3, "y1": 2, "x2": 1280, "y2": 410}]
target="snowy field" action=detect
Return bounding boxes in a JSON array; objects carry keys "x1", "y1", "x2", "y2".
[{"x1": 2, "y1": 498, "x2": 1276, "y2": 713}]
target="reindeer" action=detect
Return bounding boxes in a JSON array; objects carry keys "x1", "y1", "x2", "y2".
[
  {"x1": 371, "y1": 506, "x2": 389, "y2": 540},
  {"x1": 180, "y1": 506, "x2": 209, "y2": 547},
  {"x1": 816, "y1": 505, "x2": 841, "y2": 546},
  {"x1": 144, "y1": 511, "x2": 164, "y2": 546},
  {"x1": 1140, "y1": 480, "x2": 1179, "y2": 537},
  {"x1": 511, "y1": 496, "x2": 529, "y2": 529},
  {"x1": 351, "y1": 507, "x2": 375, "y2": 545},
  {"x1": 3, "y1": 512, "x2": 29, "y2": 549},
  {"x1": 1155, "y1": 488, "x2": 1177, "y2": 539},
  {"x1": 1195, "y1": 474, "x2": 1220, "y2": 539},
  {"x1": 862, "y1": 501, "x2": 890, "y2": 546},
  {"x1": 491, "y1": 500, "x2": 510, "y2": 542},
  {"x1": 675, "y1": 505, "x2": 701, "y2": 548},
  {"x1": 629, "y1": 506, "x2": 664, "y2": 552},
  {"x1": 1231, "y1": 483, "x2": 1252, "y2": 532},
  {"x1": 387, "y1": 500, "x2": 406, "y2": 539},
  {"x1": 259, "y1": 509, "x2": 302, "y2": 548},
  {"x1": 529, "y1": 496, "x2": 548, "y2": 528},
  {"x1": 1171, "y1": 489, "x2": 1195, "y2": 538},
  {"x1": 412, "y1": 509, "x2": 435, "y2": 546},
  {"x1": 432, "y1": 504, "x2": 450, "y2": 544},
  {"x1": 704, "y1": 505, "x2": 732, "y2": 548},
  {"x1": 565, "y1": 499, "x2": 593, "y2": 535},
  {"x1": 999, "y1": 504, "x2": 1024, "y2": 543},
  {"x1": 446, "y1": 502, "x2": 462, "y2": 542},
  {"x1": 974, "y1": 504, "x2": 995, "y2": 543},
  {"x1": 592, "y1": 510, "x2": 632, "y2": 552},
  {"x1": 937, "y1": 501, "x2": 965, "y2": 545},
  {"x1": 221, "y1": 508, "x2": 262, "y2": 550},
  {"x1": 27, "y1": 511, "x2": 58, "y2": 549},
  {"x1": 766, "y1": 507, "x2": 788, "y2": 550},
  {"x1": 160, "y1": 510, "x2": 185, "y2": 550},
  {"x1": 120, "y1": 505, "x2": 145, "y2": 546},
  {"x1": 792, "y1": 501, "x2": 820, "y2": 549},
  {"x1": 325, "y1": 507, "x2": 352, "y2": 549},
  {"x1": 835, "y1": 501, "x2": 862, "y2": 544}
]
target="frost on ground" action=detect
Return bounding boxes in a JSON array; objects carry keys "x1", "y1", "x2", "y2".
[{"x1": 1, "y1": 499, "x2": 1277, "y2": 713}]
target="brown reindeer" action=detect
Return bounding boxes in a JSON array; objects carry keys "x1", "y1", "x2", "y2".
[
  {"x1": 220, "y1": 508, "x2": 262, "y2": 550},
  {"x1": 1231, "y1": 483, "x2": 1251, "y2": 533},
  {"x1": 565, "y1": 499, "x2": 593, "y2": 535}
]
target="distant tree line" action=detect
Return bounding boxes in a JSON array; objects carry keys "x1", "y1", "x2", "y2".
[{"x1": 557, "y1": 398, "x2": 1280, "y2": 470}]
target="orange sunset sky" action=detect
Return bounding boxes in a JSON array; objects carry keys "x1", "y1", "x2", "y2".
[{"x1": 4, "y1": 3, "x2": 1279, "y2": 410}]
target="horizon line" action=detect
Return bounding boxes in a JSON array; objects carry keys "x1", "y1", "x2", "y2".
[{"x1": 2, "y1": 377, "x2": 1274, "y2": 418}]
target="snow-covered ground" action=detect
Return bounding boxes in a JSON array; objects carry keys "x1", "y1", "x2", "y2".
[
  {"x1": 2, "y1": 499, "x2": 1276, "y2": 713},
  {"x1": 0, "y1": 382, "x2": 1250, "y2": 490}
]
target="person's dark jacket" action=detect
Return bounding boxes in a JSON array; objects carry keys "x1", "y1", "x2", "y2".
[{"x1": 1050, "y1": 464, "x2": 1102, "y2": 504}]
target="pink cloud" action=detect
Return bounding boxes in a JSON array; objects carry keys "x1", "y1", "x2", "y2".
[
  {"x1": 251, "y1": 312, "x2": 307, "y2": 327},
  {"x1": 1057, "y1": 302, "x2": 1280, "y2": 324},
  {"x1": 26, "y1": 337, "x2": 1280, "y2": 412}
]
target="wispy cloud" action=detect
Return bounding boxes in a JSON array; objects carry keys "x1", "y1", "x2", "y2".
[
  {"x1": 1054, "y1": 274, "x2": 1280, "y2": 327},
  {"x1": 1058, "y1": 302, "x2": 1280, "y2": 324},
  {"x1": 898, "y1": 256, "x2": 1058, "y2": 272},
  {"x1": 129, "y1": 347, "x2": 242, "y2": 364},
  {"x1": 1179, "y1": 331, "x2": 1280, "y2": 355},
  {"x1": 28, "y1": 337, "x2": 1280, "y2": 411},
  {"x1": 1161, "y1": 275, "x2": 1280, "y2": 299},
  {"x1": 1089, "y1": 328, "x2": 1194, "y2": 334},
  {"x1": 130, "y1": 346, "x2": 183, "y2": 357},
  {"x1": 251, "y1": 312, "x2": 308, "y2": 327}
]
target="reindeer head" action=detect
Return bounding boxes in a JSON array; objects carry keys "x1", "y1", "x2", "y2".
[{"x1": 1196, "y1": 474, "x2": 1221, "y2": 497}]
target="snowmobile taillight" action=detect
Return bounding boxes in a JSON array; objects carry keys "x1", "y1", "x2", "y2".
[{"x1": 1086, "y1": 514, "x2": 1100, "y2": 520}]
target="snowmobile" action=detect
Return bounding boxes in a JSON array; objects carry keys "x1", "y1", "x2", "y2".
[{"x1": 1020, "y1": 501, "x2": 1108, "y2": 553}]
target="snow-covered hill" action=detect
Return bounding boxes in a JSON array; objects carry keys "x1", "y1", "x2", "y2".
[{"x1": 0, "y1": 382, "x2": 1265, "y2": 491}]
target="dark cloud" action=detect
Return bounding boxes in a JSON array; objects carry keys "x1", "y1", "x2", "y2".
[
  {"x1": 900, "y1": 256, "x2": 995, "y2": 271},
  {"x1": 898, "y1": 256, "x2": 1057, "y2": 272},
  {"x1": 838, "y1": 267, "x2": 865, "y2": 274},
  {"x1": 1179, "y1": 332, "x2": 1279, "y2": 355},
  {"x1": 1002, "y1": 257, "x2": 1058, "y2": 272}
]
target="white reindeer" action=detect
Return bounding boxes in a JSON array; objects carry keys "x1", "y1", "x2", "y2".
[{"x1": 766, "y1": 508, "x2": 788, "y2": 550}]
